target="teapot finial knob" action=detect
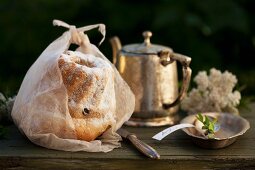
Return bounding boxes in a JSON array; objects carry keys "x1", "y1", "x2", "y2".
[{"x1": 143, "y1": 31, "x2": 152, "y2": 46}]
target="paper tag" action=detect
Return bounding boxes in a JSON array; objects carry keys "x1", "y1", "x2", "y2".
[{"x1": 152, "y1": 123, "x2": 195, "y2": 141}]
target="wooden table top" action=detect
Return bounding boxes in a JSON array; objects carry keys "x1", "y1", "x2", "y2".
[{"x1": 0, "y1": 104, "x2": 254, "y2": 170}]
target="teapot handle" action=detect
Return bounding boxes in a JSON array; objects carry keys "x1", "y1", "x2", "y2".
[
  {"x1": 160, "y1": 52, "x2": 192, "y2": 109},
  {"x1": 110, "y1": 36, "x2": 122, "y2": 65}
]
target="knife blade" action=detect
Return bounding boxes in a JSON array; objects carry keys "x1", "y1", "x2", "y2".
[{"x1": 117, "y1": 128, "x2": 160, "y2": 159}]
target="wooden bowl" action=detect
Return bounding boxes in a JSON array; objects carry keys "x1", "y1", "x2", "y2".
[{"x1": 180, "y1": 112, "x2": 250, "y2": 149}]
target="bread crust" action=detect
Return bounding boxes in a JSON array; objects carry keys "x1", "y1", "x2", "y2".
[{"x1": 58, "y1": 51, "x2": 113, "y2": 141}]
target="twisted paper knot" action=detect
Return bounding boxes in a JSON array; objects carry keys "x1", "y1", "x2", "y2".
[{"x1": 53, "y1": 19, "x2": 106, "y2": 46}]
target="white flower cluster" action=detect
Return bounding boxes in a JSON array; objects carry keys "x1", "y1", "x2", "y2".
[
  {"x1": 181, "y1": 68, "x2": 241, "y2": 115},
  {"x1": 0, "y1": 92, "x2": 16, "y2": 122}
]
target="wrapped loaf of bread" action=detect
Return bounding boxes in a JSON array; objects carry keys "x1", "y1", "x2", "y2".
[{"x1": 11, "y1": 20, "x2": 135, "y2": 152}]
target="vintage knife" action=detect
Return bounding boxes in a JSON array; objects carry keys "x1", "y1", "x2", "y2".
[{"x1": 117, "y1": 128, "x2": 160, "y2": 159}]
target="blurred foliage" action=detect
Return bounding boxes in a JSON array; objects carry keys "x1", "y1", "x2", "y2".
[
  {"x1": 0, "y1": 0, "x2": 254, "y2": 96},
  {"x1": 0, "y1": 125, "x2": 8, "y2": 139}
]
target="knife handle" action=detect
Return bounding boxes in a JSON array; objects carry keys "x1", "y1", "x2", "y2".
[{"x1": 127, "y1": 134, "x2": 160, "y2": 159}]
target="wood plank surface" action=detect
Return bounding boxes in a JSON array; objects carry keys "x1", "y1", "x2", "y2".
[{"x1": 0, "y1": 104, "x2": 254, "y2": 169}]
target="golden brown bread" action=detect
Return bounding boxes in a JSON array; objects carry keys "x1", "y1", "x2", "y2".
[{"x1": 58, "y1": 51, "x2": 115, "y2": 141}]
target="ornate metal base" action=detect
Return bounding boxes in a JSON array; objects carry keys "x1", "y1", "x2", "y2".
[{"x1": 124, "y1": 115, "x2": 179, "y2": 127}]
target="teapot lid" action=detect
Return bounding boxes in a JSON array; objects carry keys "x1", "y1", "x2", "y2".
[{"x1": 122, "y1": 31, "x2": 173, "y2": 55}]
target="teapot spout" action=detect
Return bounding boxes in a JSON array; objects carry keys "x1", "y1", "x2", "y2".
[{"x1": 110, "y1": 36, "x2": 122, "y2": 65}]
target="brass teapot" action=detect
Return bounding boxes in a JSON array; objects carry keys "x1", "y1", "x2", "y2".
[{"x1": 110, "y1": 31, "x2": 192, "y2": 126}]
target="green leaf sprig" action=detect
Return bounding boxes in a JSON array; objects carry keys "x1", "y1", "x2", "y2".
[{"x1": 196, "y1": 113, "x2": 218, "y2": 138}]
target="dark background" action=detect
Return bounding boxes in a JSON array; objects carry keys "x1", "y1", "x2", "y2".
[{"x1": 0, "y1": 0, "x2": 254, "y2": 97}]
